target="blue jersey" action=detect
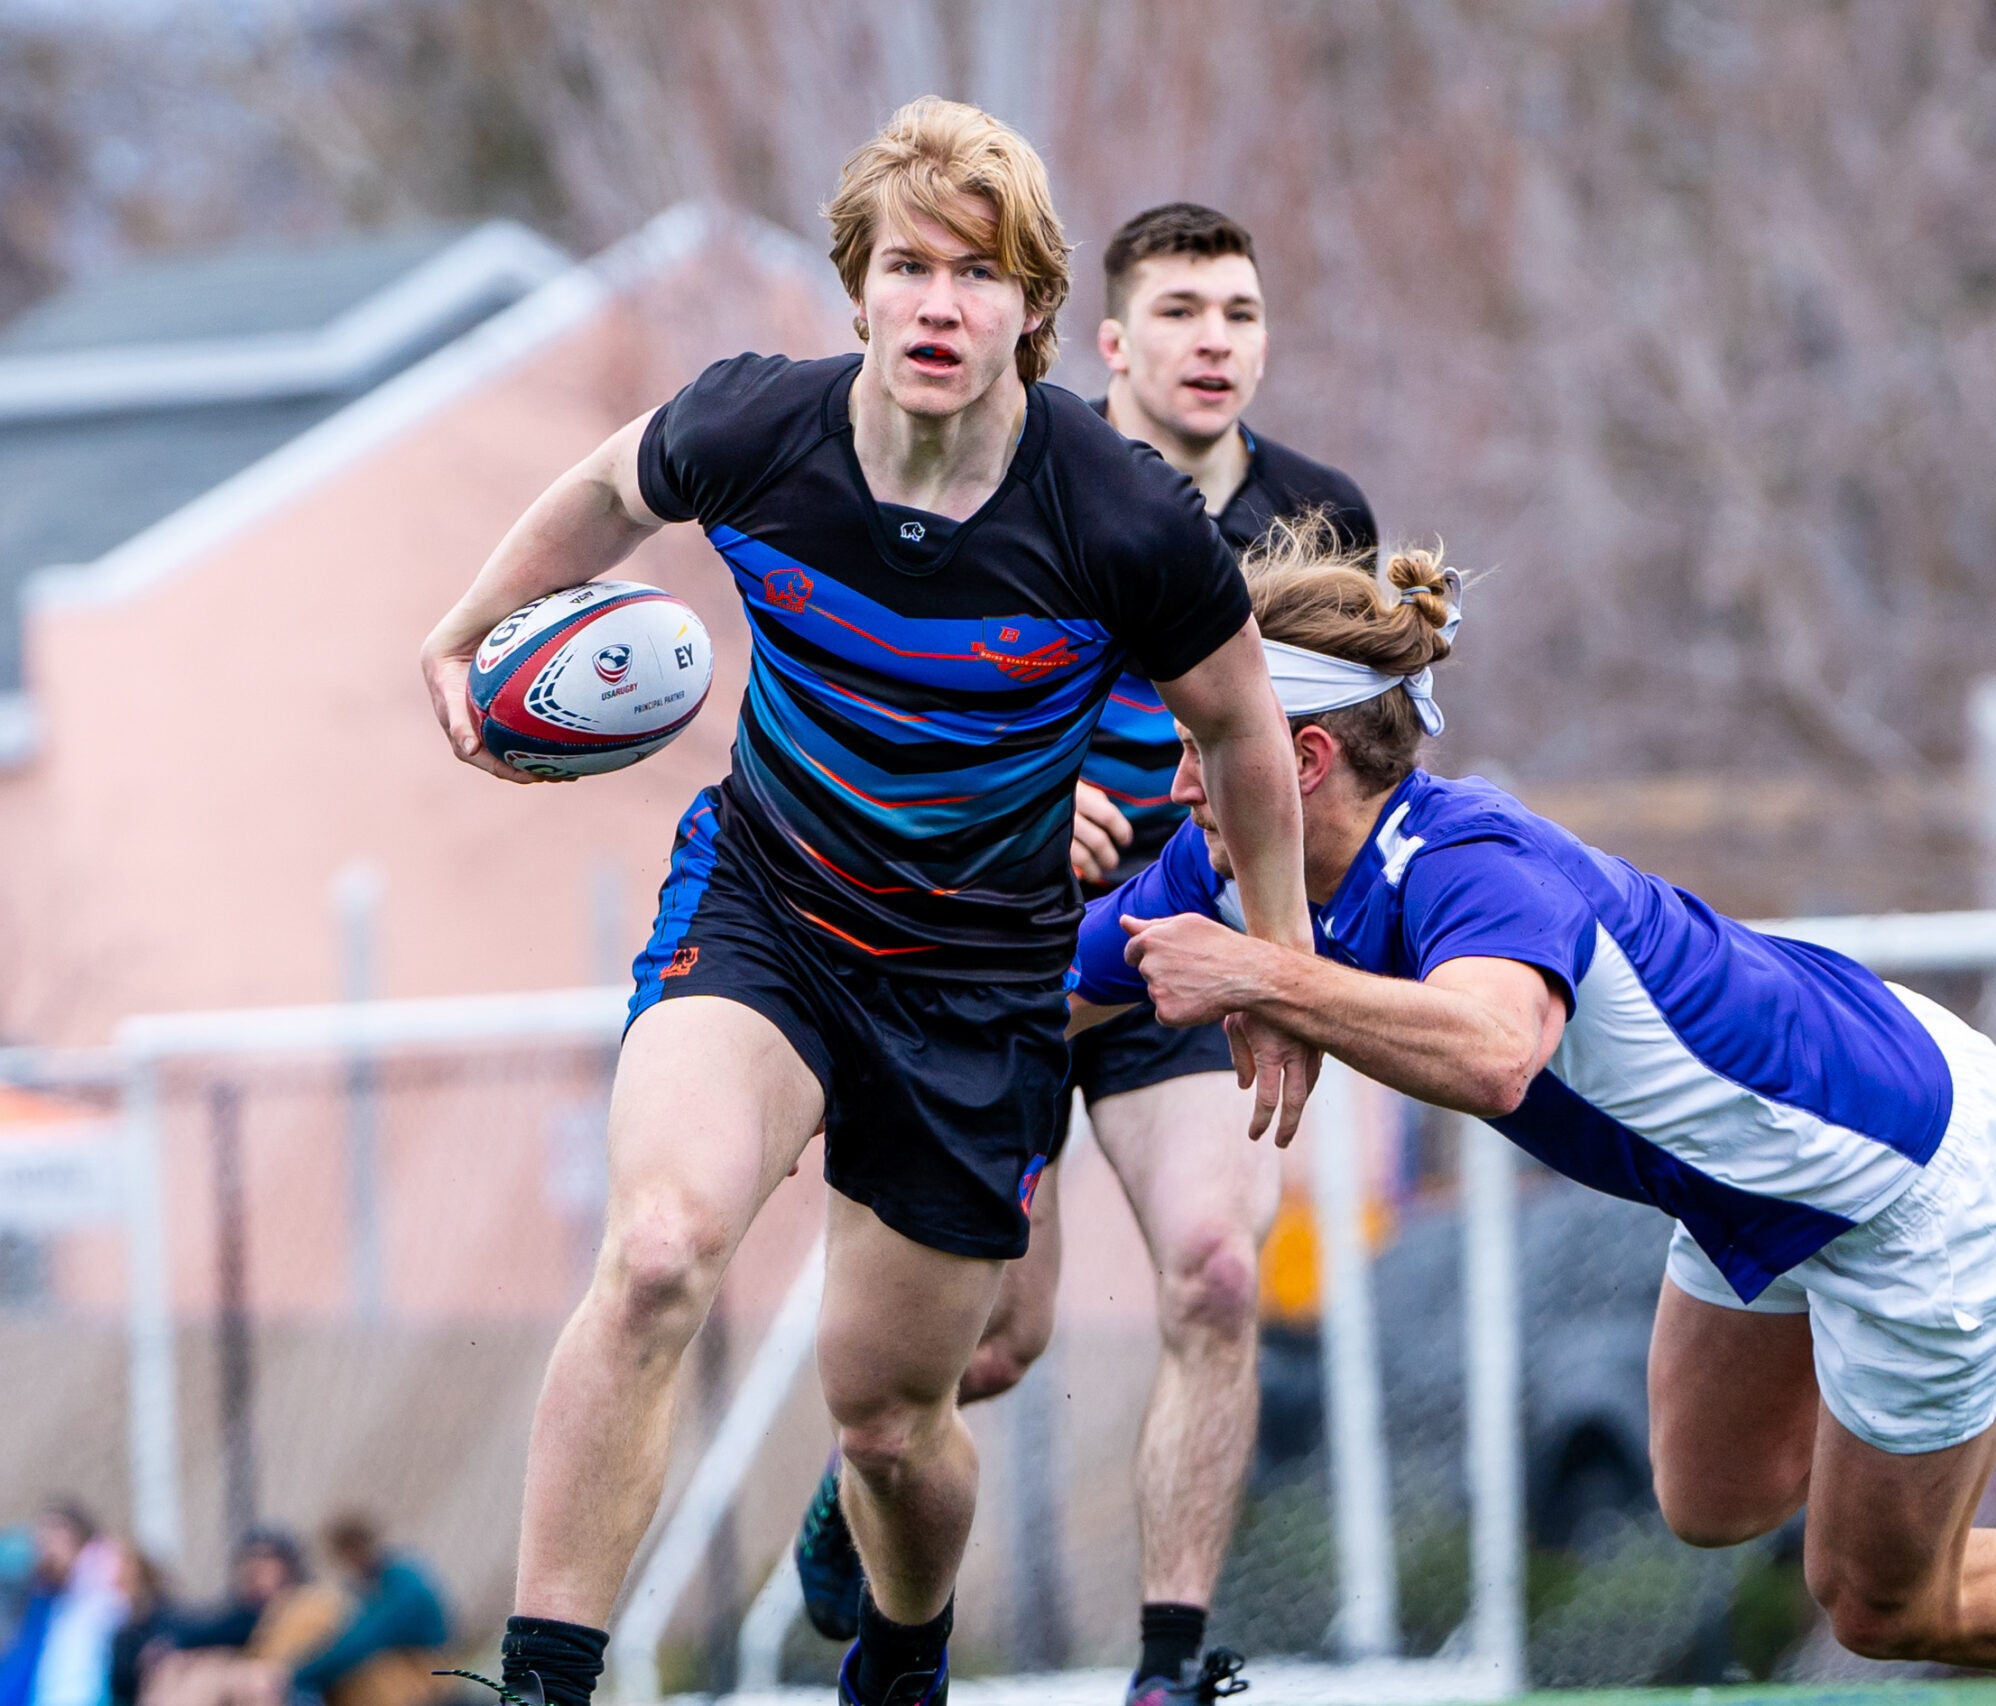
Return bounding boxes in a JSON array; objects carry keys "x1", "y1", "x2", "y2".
[
  {"x1": 1077, "y1": 419, "x2": 1376, "y2": 888},
  {"x1": 638, "y1": 353, "x2": 1251, "y2": 980},
  {"x1": 1072, "y1": 770, "x2": 1954, "y2": 1300}
]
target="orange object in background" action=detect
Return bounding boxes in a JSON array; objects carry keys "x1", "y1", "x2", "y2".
[{"x1": 1257, "y1": 1175, "x2": 1399, "y2": 1327}]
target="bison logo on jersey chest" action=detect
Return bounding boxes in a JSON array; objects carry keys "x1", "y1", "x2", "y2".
[{"x1": 763, "y1": 569, "x2": 814, "y2": 613}]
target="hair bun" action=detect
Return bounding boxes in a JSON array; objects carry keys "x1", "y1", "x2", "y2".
[{"x1": 1385, "y1": 549, "x2": 1457, "y2": 643}]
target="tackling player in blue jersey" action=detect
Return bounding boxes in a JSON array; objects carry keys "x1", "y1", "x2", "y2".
[
  {"x1": 419, "y1": 101, "x2": 1314, "y2": 1706},
  {"x1": 1075, "y1": 518, "x2": 1996, "y2": 1669}
]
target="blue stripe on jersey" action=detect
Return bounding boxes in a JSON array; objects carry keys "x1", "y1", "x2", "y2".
[
  {"x1": 1079, "y1": 672, "x2": 1189, "y2": 869},
  {"x1": 736, "y1": 720, "x2": 1077, "y2": 893},
  {"x1": 742, "y1": 653, "x2": 1099, "y2": 838},
  {"x1": 1493, "y1": 1070, "x2": 1857, "y2": 1301},
  {"x1": 713, "y1": 525, "x2": 1116, "y2": 703},
  {"x1": 745, "y1": 606, "x2": 1109, "y2": 750},
  {"x1": 1571, "y1": 875, "x2": 1950, "y2": 1170}
]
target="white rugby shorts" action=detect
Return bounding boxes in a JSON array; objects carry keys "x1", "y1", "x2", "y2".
[{"x1": 1665, "y1": 984, "x2": 1996, "y2": 1455}]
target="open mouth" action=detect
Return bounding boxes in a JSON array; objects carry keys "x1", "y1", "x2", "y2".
[
  {"x1": 907, "y1": 343, "x2": 963, "y2": 373},
  {"x1": 1184, "y1": 375, "x2": 1233, "y2": 395}
]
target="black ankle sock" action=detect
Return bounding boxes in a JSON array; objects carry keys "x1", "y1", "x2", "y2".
[
  {"x1": 501, "y1": 1616, "x2": 608, "y2": 1706},
  {"x1": 1138, "y1": 1601, "x2": 1207, "y2": 1683},
  {"x1": 855, "y1": 1592, "x2": 952, "y2": 1703}
]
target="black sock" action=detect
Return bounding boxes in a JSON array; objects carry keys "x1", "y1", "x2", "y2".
[
  {"x1": 1138, "y1": 1601, "x2": 1207, "y2": 1682},
  {"x1": 501, "y1": 1616, "x2": 608, "y2": 1706},
  {"x1": 855, "y1": 1592, "x2": 952, "y2": 1703}
]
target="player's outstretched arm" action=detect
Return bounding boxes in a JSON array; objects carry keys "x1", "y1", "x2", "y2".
[
  {"x1": 1123, "y1": 916, "x2": 1564, "y2": 1126},
  {"x1": 1153, "y1": 619, "x2": 1318, "y2": 1142},
  {"x1": 1153, "y1": 620, "x2": 1308, "y2": 947},
  {"x1": 419, "y1": 414, "x2": 664, "y2": 781}
]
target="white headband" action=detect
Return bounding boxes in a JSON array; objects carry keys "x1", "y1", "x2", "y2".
[{"x1": 1262, "y1": 570, "x2": 1462, "y2": 737}]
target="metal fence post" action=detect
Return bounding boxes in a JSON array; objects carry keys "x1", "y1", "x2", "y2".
[
  {"x1": 1460, "y1": 1114, "x2": 1526, "y2": 1692},
  {"x1": 125, "y1": 1050, "x2": 182, "y2": 1560},
  {"x1": 1311, "y1": 1063, "x2": 1399, "y2": 1658}
]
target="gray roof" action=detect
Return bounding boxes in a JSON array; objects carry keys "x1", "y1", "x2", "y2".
[
  {"x1": 0, "y1": 222, "x2": 568, "y2": 711},
  {"x1": 0, "y1": 229, "x2": 466, "y2": 355}
]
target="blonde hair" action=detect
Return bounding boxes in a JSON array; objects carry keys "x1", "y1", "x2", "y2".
[
  {"x1": 1243, "y1": 514, "x2": 1458, "y2": 793},
  {"x1": 824, "y1": 96, "x2": 1071, "y2": 384}
]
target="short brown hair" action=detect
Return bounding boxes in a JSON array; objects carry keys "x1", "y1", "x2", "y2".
[
  {"x1": 1243, "y1": 514, "x2": 1457, "y2": 794},
  {"x1": 824, "y1": 96, "x2": 1071, "y2": 384},
  {"x1": 1103, "y1": 203, "x2": 1258, "y2": 321},
  {"x1": 321, "y1": 1511, "x2": 382, "y2": 1573}
]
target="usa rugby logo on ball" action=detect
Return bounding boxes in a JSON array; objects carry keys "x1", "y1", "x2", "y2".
[{"x1": 468, "y1": 581, "x2": 714, "y2": 778}]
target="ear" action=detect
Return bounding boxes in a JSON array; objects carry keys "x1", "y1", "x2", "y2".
[
  {"x1": 1022, "y1": 309, "x2": 1046, "y2": 338},
  {"x1": 1097, "y1": 316, "x2": 1128, "y2": 374},
  {"x1": 1294, "y1": 722, "x2": 1341, "y2": 797}
]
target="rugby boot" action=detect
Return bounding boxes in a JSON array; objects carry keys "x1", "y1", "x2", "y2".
[
  {"x1": 1126, "y1": 1647, "x2": 1250, "y2": 1705},
  {"x1": 795, "y1": 1453, "x2": 865, "y2": 1641},
  {"x1": 437, "y1": 1672, "x2": 546, "y2": 1706},
  {"x1": 837, "y1": 1642, "x2": 948, "y2": 1705}
]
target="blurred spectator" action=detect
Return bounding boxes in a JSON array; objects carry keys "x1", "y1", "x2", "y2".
[
  {"x1": 0, "y1": 1529, "x2": 37, "y2": 1671},
  {"x1": 290, "y1": 1515, "x2": 449, "y2": 1706},
  {"x1": 145, "y1": 1517, "x2": 447, "y2": 1706},
  {"x1": 144, "y1": 1530, "x2": 342, "y2": 1706},
  {"x1": 109, "y1": 1554, "x2": 175, "y2": 1706},
  {"x1": 169, "y1": 1531, "x2": 320, "y2": 1656},
  {"x1": 0, "y1": 1503, "x2": 127, "y2": 1706}
]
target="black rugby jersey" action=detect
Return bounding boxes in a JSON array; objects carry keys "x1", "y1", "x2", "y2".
[
  {"x1": 1081, "y1": 409, "x2": 1375, "y2": 885},
  {"x1": 637, "y1": 352, "x2": 1250, "y2": 982}
]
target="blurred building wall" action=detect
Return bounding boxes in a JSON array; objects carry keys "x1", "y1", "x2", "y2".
[{"x1": 0, "y1": 210, "x2": 843, "y2": 1045}]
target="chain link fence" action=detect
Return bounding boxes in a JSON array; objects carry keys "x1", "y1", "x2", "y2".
[{"x1": 4, "y1": 949, "x2": 1991, "y2": 1695}]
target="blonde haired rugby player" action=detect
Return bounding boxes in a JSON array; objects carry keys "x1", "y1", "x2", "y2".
[
  {"x1": 794, "y1": 201, "x2": 1376, "y2": 1706},
  {"x1": 418, "y1": 101, "x2": 1314, "y2": 1706},
  {"x1": 1077, "y1": 519, "x2": 1996, "y2": 1676}
]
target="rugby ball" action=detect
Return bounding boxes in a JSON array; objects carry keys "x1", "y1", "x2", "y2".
[{"x1": 469, "y1": 581, "x2": 714, "y2": 778}]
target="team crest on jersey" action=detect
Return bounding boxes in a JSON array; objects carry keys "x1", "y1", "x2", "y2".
[
  {"x1": 899, "y1": 519, "x2": 926, "y2": 543},
  {"x1": 659, "y1": 946, "x2": 700, "y2": 979},
  {"x1": 593, "y1": 644, "x2": 633, "y2": 684},
  {"x1": 1017, "y1": 1154, "x2": 1047, "y2": 1214},
  {"x1": 974, "y1": 619, "x2": 1084, "y2": 681},
  {"x1": 764, "y1": 568, "x2": 814, "y2": 613}
]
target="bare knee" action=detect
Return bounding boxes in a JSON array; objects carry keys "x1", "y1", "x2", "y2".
[
  {"x1": 958, "y1": 1337, "x2": 1039, "y2": 1403},
  {"x1": 1158, "y1": 1223, "x2": 1260, "y2": 1347},
  {"x1": 958, "y1": 1290, "x2": 1055, "y2": 1404},
  {"x1": 1650, "y1": 1434, "x2": 1808, "y2": 1549},
  {"x1": 1811, "y1": 1571, "x2": 1943, "y2": 1662},
  {"x1": 835, "y1": 1397, "x2": 952, "y2": 1491},
  {"x1": 594, "y1": 1193, "x2": 733, "y2": 1351},
  {"x1": 1655, "y1": 1488, "x2": 1789, "y2": 1550}
]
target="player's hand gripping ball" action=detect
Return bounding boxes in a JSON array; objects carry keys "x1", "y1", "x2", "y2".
[{"x1": 469, "y1": 581, "x2": 713, "y2": 778}]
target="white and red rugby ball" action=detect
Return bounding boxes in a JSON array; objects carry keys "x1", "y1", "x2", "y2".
[{"x1": 469, "y1": 581, "x2": 714, "y2": 778}]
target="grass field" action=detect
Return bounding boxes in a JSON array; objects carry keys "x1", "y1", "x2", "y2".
[{"x1": 1527, "y1": 1686, "x2": 1996, "y2": 1706}]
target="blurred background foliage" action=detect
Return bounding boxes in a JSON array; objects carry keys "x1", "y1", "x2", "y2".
[{"x1": 3, "y1": 0, "x2": 1993, "y2": 913}]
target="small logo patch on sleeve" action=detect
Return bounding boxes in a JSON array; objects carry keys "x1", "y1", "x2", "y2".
[{"x1": 660, "y1": 946, "x2": 701, "y2": 979}]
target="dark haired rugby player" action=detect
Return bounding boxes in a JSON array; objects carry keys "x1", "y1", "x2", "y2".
[
  {"x1": 419, "y1": 106, "x2": 1314, "y2": 1706},
  {"x1": 794, "y1": 203, "x2": 1375, "y2": 1704}
]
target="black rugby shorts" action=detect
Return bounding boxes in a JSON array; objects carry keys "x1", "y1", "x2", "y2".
[
  {"x1": 1048, "y1": 1003, "x2": 1237, "y2": 1161},
  {"x1": 626, "y1": 787, "x2": 1067, "y2": 1259}
]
